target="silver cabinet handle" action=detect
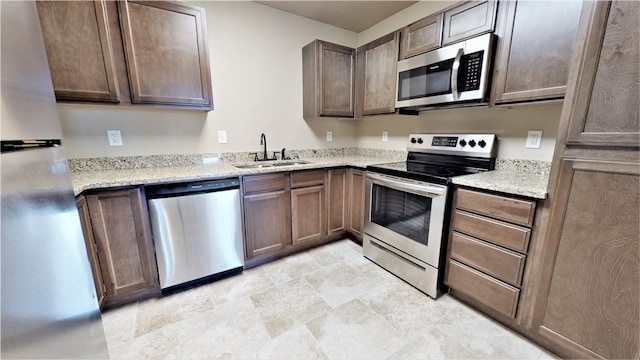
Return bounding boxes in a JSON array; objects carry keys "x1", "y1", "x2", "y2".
[{"x1": 451, "y1": 48, "x2": 464, "y2": 100}]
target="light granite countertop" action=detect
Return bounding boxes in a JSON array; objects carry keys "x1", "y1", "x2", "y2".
[
  {"x1": 451, "y1": 170, "x2": 549, "y2": 199},
  {"x1": 71, "y1": 154, "x2": 550, "y2": 199},
  {"x1": 71, "y1": 155, "x2": 390, "y2": 195}
]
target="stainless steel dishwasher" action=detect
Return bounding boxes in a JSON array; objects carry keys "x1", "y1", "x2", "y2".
[{"x1": 146, "y1": 178, "x2": 244, "y2": 291}]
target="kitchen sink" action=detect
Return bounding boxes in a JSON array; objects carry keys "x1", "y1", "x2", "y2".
[
  {"x1": 234, "y1": 160, "x2": 310, "y2": 169},
  {"x1": 271, "y1": 160, "x2": 311, "y2": 166}
]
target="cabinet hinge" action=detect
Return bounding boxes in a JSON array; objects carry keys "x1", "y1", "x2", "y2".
[
  {"x1": 93, "y1": 241, "x2": 99, "y2": 254},
  {"x1": 102, "y1": 283, "x2": 107, "y2": 294}
]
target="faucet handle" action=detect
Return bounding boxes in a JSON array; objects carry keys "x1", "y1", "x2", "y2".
[{"x1": 251, "y1": 152, "x2": 259, "y2": 162}]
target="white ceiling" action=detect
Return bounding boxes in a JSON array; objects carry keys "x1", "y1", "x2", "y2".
[{"x1": 254, "y1": 1, "x2": 418, "y2": 33}]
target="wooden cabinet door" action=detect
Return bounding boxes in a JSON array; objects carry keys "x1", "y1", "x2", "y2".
[
  {"x1": 86, "y1": 187, "x2": 159, "y2": 308},
  {"x1": 243, "y1": 190, "x2": 291, "y2": 259},
  {"x1": 399, "y1": 13, "x2": 443, "y2": 59},
  {"x1": 490, "y1": 1, "x2": 583, "y2": 104},
  {"x1": 564, "y1": 1, "x2": 639, "y2": 147},
  {"x1": 291, "y1": 185, "x2": 326, "y2": 245},
  {"x1": 76, "y1": 196, "x2": 106, "y2": 309},
  {"x1": 356, "y1": 32, "x2": 399, "y2": 117},
  {"x1": 347, "y1": 169, "x2": 366, "y2": 240},
  {"x1": 36, "y1": 1, "x2": 120, "y2": 103},
  {"x1": 536, "y1": 160, "x2": 639, "y2": 359},
  {"x1": 327, "y1": 169, "x2": 347, "y2": 236},
  {"x1": 303, "y1": 40, "x2": 355, "y2": 118},
  {"x1": 442, "y1": 0, "x2": 497, "y2": 46},
  {"x1": 117, "y1": 1, "x2": 213, "y2": 109}
]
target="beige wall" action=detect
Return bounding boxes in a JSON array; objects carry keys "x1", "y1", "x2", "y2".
[
  {"x1": 60, "y1": 1, "x2": 358, "y2": 158},
  {"x1": 59, "y1": 0, "x2": 563, "y2": 162}
]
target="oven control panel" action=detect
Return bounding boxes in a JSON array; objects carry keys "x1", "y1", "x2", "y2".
[{"x1": 407, "y1": 134, "x2": 497, "y2": 158}]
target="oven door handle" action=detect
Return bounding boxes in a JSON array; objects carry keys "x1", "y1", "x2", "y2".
[{"x1": 367, "y1": 173, "x2": 445, "y2": 197}]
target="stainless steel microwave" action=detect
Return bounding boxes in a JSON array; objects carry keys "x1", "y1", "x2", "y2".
[{"x1": 396, "y1": 33, "x2": 495, "y2": 110}]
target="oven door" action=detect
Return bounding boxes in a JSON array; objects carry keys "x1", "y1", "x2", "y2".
[{"x1": 364, "y1": 172, "x2": 447, "y2": 268}]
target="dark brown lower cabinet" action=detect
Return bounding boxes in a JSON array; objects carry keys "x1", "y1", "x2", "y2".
[
  {"x1": 327, "y1": 169, "x2": 347, "y2": 237},
  {"x1": 347, "y1": 169, "x2": 365, "y2": 240},
  {"x1": 85, "y1": 187, "x2": 160, "y2": 308},
  {"x1": 291, "y1": 170, "x2": 326, "y2": 245},
  {"x1": 532, "y1": 160, "x2": 639, "y2": 359},
  {"x1": 76, "y1": 195, "x2": 106, "y2": 309},
  {"x1": 445, "y1": 187, "x2": 538, "y2": 319},
  {"x1": 243, "y1": 189, "x2": 291, "y2": 259}
]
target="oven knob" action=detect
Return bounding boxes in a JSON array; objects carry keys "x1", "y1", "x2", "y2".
[
  {"x1": 417, "y1": 138, "x2": 423, "y2": 144},
  {"x1": 478, "y1": 140, "x2": 487, "y2": 148},
  {"x1": 410, "y1": 137, "x2": 417, "y2": 144},
  {"x1": 469, "y1": 140, "x2": 476, "y2": 148},
  {"x1": 459, "y1": 139, "x2": 467, "y2": 147}
]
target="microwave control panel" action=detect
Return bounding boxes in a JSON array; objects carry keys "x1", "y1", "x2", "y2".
[{"x1": 459, "y1": 51, "x2": 484, "y2": 92}]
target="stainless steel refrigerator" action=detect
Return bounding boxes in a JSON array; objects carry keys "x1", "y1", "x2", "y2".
[{"x1": 1, "y1": 1, "x2": 109, "y2": 358}]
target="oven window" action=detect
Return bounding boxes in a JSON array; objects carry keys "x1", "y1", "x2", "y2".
[{"x1": 370, "y1": 184, "x2": 432, "y2": 246}]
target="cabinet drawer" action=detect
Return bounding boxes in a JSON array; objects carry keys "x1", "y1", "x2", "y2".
[
  {"x1": 456, "y1": 188, "x2": 536, "y2": 226},
  {"x1": 450, "y1": 232, "x2": 526, "y2": 287},
  {"x1": 243, "y1": 173, "x2": 287, "y2": 194},
  {"x1": 452, "y1": 210, "x2": 531, "y2": 253},
  {"x1": 445, "y1": 259, "x2": 520, "y2": 318},
  {"x1": 291, "y1": 170, "x2": 324, "y2": 188}
]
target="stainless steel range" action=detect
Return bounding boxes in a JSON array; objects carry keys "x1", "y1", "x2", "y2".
[{"x1": 363, "y1": 134, "x2": 497, "y2": 298}]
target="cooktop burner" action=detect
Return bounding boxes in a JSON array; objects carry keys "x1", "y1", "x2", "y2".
[{"x1": 366, "y1": 133, "x2": 498, "y2": 184}]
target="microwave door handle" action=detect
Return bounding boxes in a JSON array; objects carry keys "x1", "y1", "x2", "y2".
[{"x1": 451, "y1": 48, "x2": 464, "y2": 100}]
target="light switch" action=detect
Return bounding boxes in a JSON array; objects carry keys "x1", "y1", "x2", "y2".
[
  {"x1": 326, "y1": 131, "x2": 333, "y2": 142},
  {"x1": 382, "y1": 131, "x2": 388, "y2": 142}
]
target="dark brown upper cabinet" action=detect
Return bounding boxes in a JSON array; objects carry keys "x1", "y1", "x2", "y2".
[
  {"x1": 355, "y1": 32, "x2": 399, "y2": 117},
  {"x1": 564, "y1": 1, "x2": 639, "y2": 147},
  {"x1": 398, "y1": 12, "x2": 443, "y2": 60},
  {"x1": 490, "y1": 1, "x2": 583, "y2": 105},
  {"x1": 303, "y1": 40, "x2": 355, "y2": 119},
  {"x1": 442, "y1": 0, "x2": 497, "y2": 46},
  {"x1": 37, "y1": 0, "x2": 213, "y2": 110},
  {"x1": 118, "y1": 1, "x2": 212, "y2": 109},
  {"x1": 36, "y1": 1, "x2": 120, "y2": 103}
]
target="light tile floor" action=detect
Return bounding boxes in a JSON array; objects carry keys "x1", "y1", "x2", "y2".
[{"x1": 102, "y1": 239, "x2": 555, "y2": 360}]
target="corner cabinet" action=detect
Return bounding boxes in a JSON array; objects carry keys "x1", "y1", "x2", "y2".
[
  {"x1": 85, "y1": 187, "x2": 160, "y2": 308},
  {"x1": 302, "y1": 40, "x2": 355, "y2": 119},
  {"x1": 529, "y1": 1, "x2": 639, "y2": 359},
  {"x1": 355, "y1": 32, "x2": 399, "y2": 117},
  {"x1": 490, "y1": 1, "x2": 583, "y2": 105},
  {"x1": 327, "y1": 169, "x2": 348, "y2": 237},
  {"x1": 346, "y1": 169, "x2": 366, "y2": 241},
  {"x1": 76, "y1": 195, "x2": 106, "y2": 309},
  {"x1": 37, "y1": 0, "x2": 213, "y2": 110}
]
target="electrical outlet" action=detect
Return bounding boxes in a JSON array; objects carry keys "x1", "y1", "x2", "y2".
[
  {"x1": 326, "y1": 131, "x2": 333, "y2": 142},
  {"x1": 217, "y1": 130, "x2": 227, "y2": 144},
  {"x1": 526, "y1": 130, "x2": 543, "y2": 149},
  {"x1": 107, "y1": 130, "x2": 123, "y2": 146},
  {"x1": 382, "y1": 131, "x2": 389, "y2": 142}
]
